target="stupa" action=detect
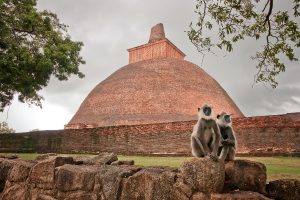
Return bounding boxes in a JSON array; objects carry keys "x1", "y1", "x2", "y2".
[{"x1": 66, "y1": 23, "x2": 243, "y2": 129}]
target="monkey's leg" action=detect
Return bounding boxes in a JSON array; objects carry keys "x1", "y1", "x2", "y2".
[
  {"x1": 217, "y1": 146, "x2": 222, "y2": 156},
  {"x1": 191, "y1": 136, "x2": 206, "y2": 157},
  {"x1": 219, "y1": 146, "x2": 229, "y2": 162}
]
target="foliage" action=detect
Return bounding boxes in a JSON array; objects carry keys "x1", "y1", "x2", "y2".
[
  {"x1": 0, "y1": 121, "x2": 15, "y2": 133},
  {"x1": 29, "y1": 128, "x2": 39, "y2": 132},
  {"x1": 0, "y1": 0, "x2": 85, "y2": 111},
  {"x1": 188, "y1": 0, "x2": 300, "y2": 88}
]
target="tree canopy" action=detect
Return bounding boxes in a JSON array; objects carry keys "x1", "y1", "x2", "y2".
[
  {"x1": 0, "y1": 0, "x2": 85, "y2": 111},
  {"x1": 0, "y1": 121, "x2": 15, "y2": 134},
  {"x1": 188, "y1": 0, "x2": 300, "y2": 88}
]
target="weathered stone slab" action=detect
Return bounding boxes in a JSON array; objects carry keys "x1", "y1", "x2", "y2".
[
  {"x1": 0, "y1": 159, "x2": 14, "y2": 192},
  {"x1": 94, "y1": 165, "x2": 134, "y2": 200},
  {"x1": 181, "y1": 157, "x2": 225, "y2": 193},
  {"x1": 0, "y1": 159, "x2": 36, "y2": 200},
  {"x1": 120, "y1": 168, "x2": 176, "y2": 200},
  {"x1": 111, "y1": 160, "x2": 134, "y2": 165},
  {"x1": 267, "y1": 179, "x2": 300, "y2": 200},
  {"x1": 191, "y1": 191, "x2": 272, "y2": 200},
  {"x1": 90, "y1": 152, "x2": 118, "y2": 165},
  {"x1": 57, "y1": 191, "x2": 97, "y2": 200},
  {"x1": 8, "y1": 160, "x2": 36, "y2": 182},
  {"x1": 191, "y1": 192, "x2": 210, "y2": 200},
  {"x1": 74, "y1": 152, "x2": 118, "y2": 165},
  {"x1": 36, "y1": 153, "x2": 58, "y2": 161},
  {"x1": 211, "y1": 191, "x2": 272, "y2": 200},
  {"x1": 56, "y1": 164, "x2": 98, "y2": 192},
  {"x1": 224, "y1": 159, "x2": 267, "y2": 194},
  {"x1": 172, "y1": 178, "x2": 193, "y2": 199},
  {"x1": 29, "y1": 156, "x2": 74, "y2": 184},
  {"x1": 36, "y1": 194, "x2": 58, "y2": 200},
  {"x1": 0, "y1": 154, "x2": 18, "y2": 159},
  {"x1": 1, "y1": 183, "x2": 26, "y2": 200}
]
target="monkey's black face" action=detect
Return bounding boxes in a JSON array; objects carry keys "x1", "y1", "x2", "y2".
[
  {"x1": 203, "y1": 107, "x2": 212, "y2": 116},
  {"x1": 224, "y1": 115, "x2": 231, "y2": 123}
]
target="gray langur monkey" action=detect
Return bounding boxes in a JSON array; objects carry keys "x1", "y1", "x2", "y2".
[
  {"x1": 217, "y1": 112, "x2": 236, "y2": 161},
  {"x1": 191, "y1": 104, "x2": 221, "y2": 161}
]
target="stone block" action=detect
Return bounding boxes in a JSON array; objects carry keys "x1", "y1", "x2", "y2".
[
  {"x1": 58, "y1": 191, "x2": 97, "y2": 200},
  {"x1": 173, "y1": 178, "x2": 193, "y2": 198},
  {"x1": 29, "y1": 156, "x2": 74, "y2": 184},
  {"x1": 267, "y1": 179, "x2": 300, "y2": 200},
  {"x1": 90, "y1": 152, "x2": 118, "y2": 165},
  {"x1": 224, "y1": 159, "x2": 267, "y2": 194},
  {"x1": 36, "y1": 153, "x2": 57, "y2": 161},
  {"x1": 191, "y1": 192, "x2": 210, "y2": 200},
  {"x1": 8, "y1": 160, "x2": 36, "y2": 182},
  {"x1": 1, "y1": 183, "x2": 26, "y2": 200},
  {"x1": 111, "y1": 160, "x2": 134, "y2": 165},
  {"x1": 56, "y1": 164, "x2": 98, "y2": 192},
  {"x1": 180, "y1": 157, "x2": 225, "y2": 193},
  {"x1": 120, "y1": 168, "x2": 176, "y2": 200},
  {"x1": 94, "y1": 165, "x2": 133, "y2": 200},
  {"x1": 0, "y1": 160, "x2": 13, "y2": 192}
]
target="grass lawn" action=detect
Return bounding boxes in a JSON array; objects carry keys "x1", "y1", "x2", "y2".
[{"x1": 2, "y1": 153, "x2": 299, "y2": 181}]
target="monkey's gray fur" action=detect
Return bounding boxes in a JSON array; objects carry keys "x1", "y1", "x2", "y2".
[
  {"x1": 217, "y1": 112, "x2": 236, "y2": 161},
  {"x1": 191, "y1": 104, "x2": 221, "y2": 161}
]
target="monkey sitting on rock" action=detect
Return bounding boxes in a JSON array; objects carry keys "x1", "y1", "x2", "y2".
[
  {"x1": 217, "y1": 112, "x2": 236, "y2": 161},
  {"x1": 191, "y1": 104, "x2": 221, "y2": 162}
]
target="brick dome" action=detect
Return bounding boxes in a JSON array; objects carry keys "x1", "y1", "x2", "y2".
[{"x1": 66, "y1": 24, "x2": 243, "y2": 129}]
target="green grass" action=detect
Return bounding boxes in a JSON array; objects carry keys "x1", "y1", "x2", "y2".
[
  {"x1": 2, "y1": 153, "x2": 39, "y2": 160},
  {"x1": 118, "y1": 155, "x2": 189, "y2": 168},
  {"x1": 1, "y1": 153, "x2": 299, "y2": 181},
  {"x1": 244, "y1": 156, "x2": 300, "y2": 181}
]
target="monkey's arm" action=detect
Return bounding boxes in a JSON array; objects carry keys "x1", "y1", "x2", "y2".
[
  {"x1": 224, "y1": 128, "x2": 236, "y2": 147},
  {"x1": 212, "y1": 121, "x2": 221, "y2": 156},
  {"x1": 192, "y1": 135, "x2": 207, "y2": 156}
]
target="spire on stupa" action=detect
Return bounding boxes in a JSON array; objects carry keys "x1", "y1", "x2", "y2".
[
  {"x1": 148, "y1": 23, "x2": 165, "y2": 43},
  {"x1": 127, "y1": 23, "x2": 185, "y2": 64}
]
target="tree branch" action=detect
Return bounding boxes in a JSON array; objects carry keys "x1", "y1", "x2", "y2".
[
  {"x1": 264, "y1": 0, "x2": 273, "y2": 26},
  {"x1": 262, "y1": 0, "x2": 270, "y2": 12},
  {"x1": 264, "y1": 0, "x2": 273, "y2": 49},
  {"x1": 199, "y1": 0, "x2": 207, "y2": 34}
]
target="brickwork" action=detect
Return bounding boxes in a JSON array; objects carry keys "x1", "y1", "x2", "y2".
[
  {"x1": 67, "y1": 57, "x2": 244, "y2": 128},
  {"x1": 148, "y1": 23, "x2": 165, "y2": 43},
  {"x1": 128, "y1": 39, "x2": 184, "y2": 64},
  {"x1": 128, "y1": 23, "x2": 185, "y2": 64},
  {"x1": 1, "y1": 113, "x2": 300, "y2": 156}
]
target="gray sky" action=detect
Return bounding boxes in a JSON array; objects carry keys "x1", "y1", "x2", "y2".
[{"x1": 1, "y1": 0, "x2": 299, "y2": 132}]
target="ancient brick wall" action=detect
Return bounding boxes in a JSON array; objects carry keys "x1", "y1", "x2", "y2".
[
  {"x1": 233, "y1": 114, "x2": 300, "y2": 156},
  {"x1": 0, "y1": 130, "x2": 64, "y2": 153},
  {"x1": 0, "y1": 114, "x2": 299, "y2": 156}
]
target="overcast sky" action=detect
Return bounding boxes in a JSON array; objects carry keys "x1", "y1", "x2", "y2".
[{"x1": 1, "y1": 0, "x2": 299, "y2": 132}]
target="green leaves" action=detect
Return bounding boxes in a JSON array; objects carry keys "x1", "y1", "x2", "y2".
[
  {"x1": 188, "y1": 0, "x2": 300, "y2": 88},
  {"x1": 0, "y1": 0, "x2": 85, "y2": 111},
  {"x1": 0, "y1": 121, "x2": 15, "y2": 134}
]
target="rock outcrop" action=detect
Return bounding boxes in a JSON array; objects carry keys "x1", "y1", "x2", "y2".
[{"x1": 0, "y1": 154, "x2": 280, "y2": 200}]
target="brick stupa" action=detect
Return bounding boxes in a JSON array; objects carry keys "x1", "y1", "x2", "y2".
[{"x1": 66, "y1": 23, "x2": 243, "y2": 129}]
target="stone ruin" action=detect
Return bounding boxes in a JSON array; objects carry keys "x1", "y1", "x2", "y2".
[{"x1": 0, "y1": 153, "x2": 299, "y2": 200}]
